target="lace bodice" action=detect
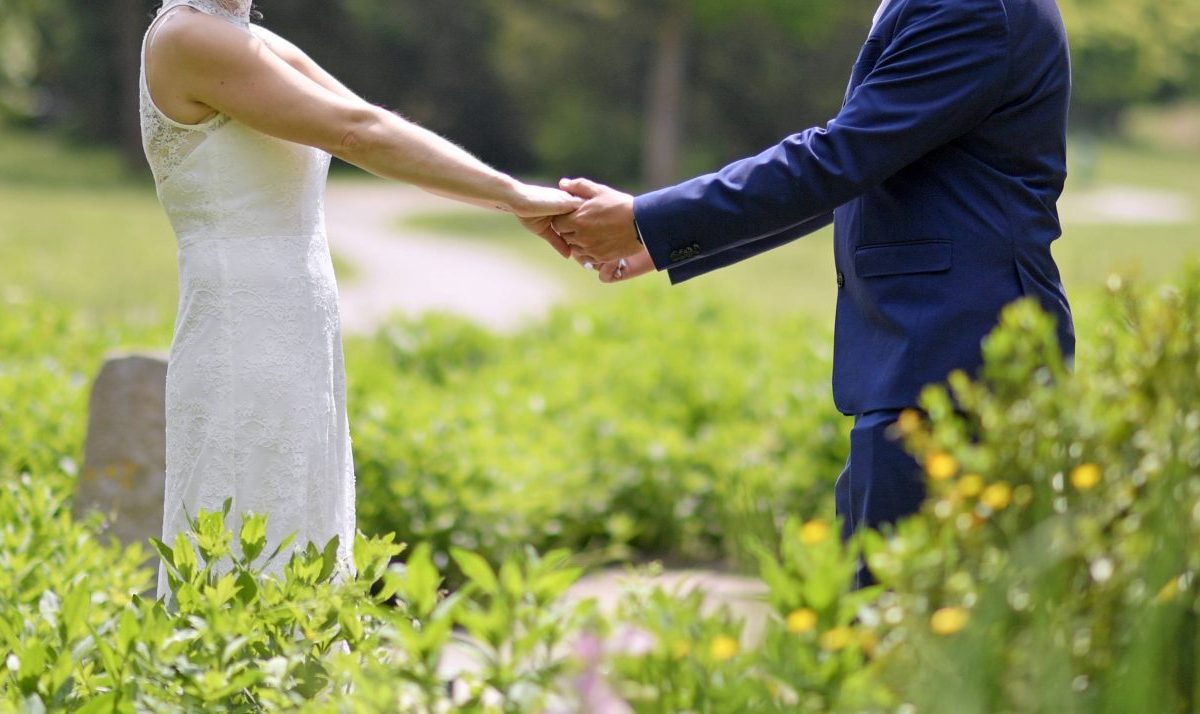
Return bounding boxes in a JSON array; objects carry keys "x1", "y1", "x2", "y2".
[
  {"x1": 163, "y1": 0, "x2": 251, "y2": 26},
  {"x1": 140, "y1": 0, "x2": 354, "y2": 597},
  {"x1": 140, "y1": 1, "x2": 331, "y2": 240}
]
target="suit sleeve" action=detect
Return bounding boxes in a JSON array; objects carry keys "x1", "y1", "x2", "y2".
[
  {"x1": 634, "y1": 0, "x2": 1011, "y2": 275},
  {"x1": 664, "y1": 212, "x2": 833, "y2": 284}
]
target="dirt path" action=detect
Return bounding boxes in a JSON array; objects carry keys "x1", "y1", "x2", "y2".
[{"x1": 325, "y1": 181, "x2": 564, "y2": 334}]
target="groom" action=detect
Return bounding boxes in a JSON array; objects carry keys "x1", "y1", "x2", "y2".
[{"x1": 544, "y1": 0, "x2": 1075, "y2": 584}]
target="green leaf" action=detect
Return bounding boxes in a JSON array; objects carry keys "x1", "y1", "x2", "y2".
[
  {"x1": 451, "y1": 548, "x2": 499, "y2": 594},
  {"x1": 239, "y1": 512, "x2": 268, "y2": 563},
  {"x1": 73, "y1": 692, "x2": 119, "y2": 714},
  {"x1": 318, "y1": 536, "x2": 341, "y2": 583}
]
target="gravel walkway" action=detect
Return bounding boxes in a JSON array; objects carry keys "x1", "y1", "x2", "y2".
[{"x1": 325, "y1": 180, "x2": 564, "y2": 334}]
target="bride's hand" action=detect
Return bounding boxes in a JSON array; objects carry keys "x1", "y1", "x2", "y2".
[
  {"x1": 519, "y1": 214, "x2": 572, "y2": 259},
  {"x1": 507, "y1": 181, "x2": 583, "y2": 218},
  {"x1": 596, "y1": 247, "x2": 655, "y2": 283}
]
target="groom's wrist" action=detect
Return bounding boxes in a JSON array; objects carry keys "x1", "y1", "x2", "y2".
[{"x1": 631, "y1": 195, "x2": 671, "y2": 271}]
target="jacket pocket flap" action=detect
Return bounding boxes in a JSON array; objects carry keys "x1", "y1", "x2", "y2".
[{"x1": 855, "y1": 240, "x2": 952, "y2": 278}]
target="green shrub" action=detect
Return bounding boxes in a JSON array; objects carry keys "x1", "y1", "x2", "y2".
[
  {"x1": 0, "y1": 298, "x2": 166, "y2": 494},
  {"x1": 4, "y1": 267, "x2": 1200, "y2": 712},
  {"x1": 347, "y1": 285, "x2": 846, "y2": 576},
  {"x1": 864, "y1": 271, "x2": 1200, "y2": 713}
]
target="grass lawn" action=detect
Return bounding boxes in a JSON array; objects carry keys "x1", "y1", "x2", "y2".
[{"x1": 400, "y1": 137, "x2": 1200, "y2": 329}]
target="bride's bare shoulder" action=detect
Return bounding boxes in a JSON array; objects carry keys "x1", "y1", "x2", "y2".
[{"x1": 148, "y1": 7, "x2": 256, "y2": 70}]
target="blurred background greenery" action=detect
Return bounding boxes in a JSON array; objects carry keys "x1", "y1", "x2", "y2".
[{"x1": 0, "y1": 0, "x2": 1197, "y2": 332}]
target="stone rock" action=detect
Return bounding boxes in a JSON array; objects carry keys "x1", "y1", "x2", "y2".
[{"x1": 76, "y1": 354, "x2": 168, "y2": 548}]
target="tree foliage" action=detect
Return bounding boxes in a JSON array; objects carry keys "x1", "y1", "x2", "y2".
[
  {"x1": 1059, "y1": 0, "x2": 1200, "y2": 128},
  {"x1": 2, "y1": 0, "x2": 1196, "y2": 177}
]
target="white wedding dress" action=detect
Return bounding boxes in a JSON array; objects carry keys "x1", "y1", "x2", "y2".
[{"x1": 140, "y1": 0, "x2": 355, "y2": 597}]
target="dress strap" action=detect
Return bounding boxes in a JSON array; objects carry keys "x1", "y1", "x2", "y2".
[{"x1": 157, "y1": 0, "x2": 252, "y2": 27}]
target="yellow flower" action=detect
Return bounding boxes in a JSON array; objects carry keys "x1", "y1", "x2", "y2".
[
  {"x1": 926, "y1": 451, "x2": 959, "y2": 481},
  {"x1": 957, "y1": 474, "x2": 985, "y2": 498},
  {"x1": 709, "y1": 635, "x2": 739, "y2": 662},
  {"x1": 819, "y1": 626, "x2": 853, "y2": 652},
  {"x1": 1070, "y1": 464, "x2": 1102, "y2": 491},
  {"x1": 896, "y1": 409, "x2": 922, "y2": 435},
  {"x1": 981, "y1": 482, "x2": 1012, "y2": 511},
  {"x1": 858, "y1": 630, "x2": 880, "y2": 657},
  {"x1": 930, "y1": 607, "x2": 970, "y2": 636},
  {"x1": 1155, "y1": 576, "x2": 1183, "y2": 604},
  {"x1": 670, "y1": 640, "x2": 691, "y2": 660},
  {"x1": 800, "y1": 519, "x2": 831, "y2": 546},
  {"x1": 786, "y1": 608, "x2": 818, "y2": 634}
]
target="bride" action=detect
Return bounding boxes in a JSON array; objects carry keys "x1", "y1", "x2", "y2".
[{"x1": 140, "y1": 0, "x2": 579, "y2": 597}]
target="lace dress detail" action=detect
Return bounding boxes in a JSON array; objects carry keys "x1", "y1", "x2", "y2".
[{"x1": 140, "y1": 0, "x2": 355, "y2": 598}]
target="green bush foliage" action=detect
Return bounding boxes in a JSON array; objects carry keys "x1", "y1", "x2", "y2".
[
  {"x1": 2, "y1": 271, "x2": 1199, "y2": 711},
  {"x1": 347, "y1": 286, "x2": 846, "y2": 575}
]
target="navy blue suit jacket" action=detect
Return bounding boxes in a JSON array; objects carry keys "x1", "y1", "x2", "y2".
[{"x1": 634, "y1": 0, "x2": 1075, "y2": 415}]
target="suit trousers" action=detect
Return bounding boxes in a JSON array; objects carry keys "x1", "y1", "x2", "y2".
[{"x1": 834, "y1": 409, "x2": 926, "y2": 588}]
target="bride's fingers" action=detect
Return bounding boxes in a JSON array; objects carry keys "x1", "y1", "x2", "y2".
[
  {"x1": 516, "y1": 186, "x2": 583, "y2": 217},
  {"x1": 539, "y1": 227, "x2": 572, "y2": 258},
  {"x1": 519, "y1": 218, "x2": 572, "y2": 258},
  {"x1": 571, "y1": 249, "x2": 596, "y2": 267}
]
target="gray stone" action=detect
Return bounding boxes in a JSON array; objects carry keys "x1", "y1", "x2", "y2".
[{"x1": 76, "y1": 354, "x2": 168, "y2": 548}]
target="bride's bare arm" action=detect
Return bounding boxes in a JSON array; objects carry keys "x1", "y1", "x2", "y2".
[
  {"x1": 249, "y1": 25, "x2": 360, "y2": 103},
  {"x1": 147, "y1": 11, "x2": 579, "y2": 220},
  {"x1": 248, "y1": 27, "x2": 540, "y2": 215}
]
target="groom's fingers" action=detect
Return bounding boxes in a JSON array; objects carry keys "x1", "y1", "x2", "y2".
[{"x1": 559, "y1": 177, "x2": 603, "y2": 200}]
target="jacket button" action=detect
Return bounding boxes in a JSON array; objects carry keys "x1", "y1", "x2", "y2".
[{"x1": 837, "y1": 271, "x2": 846, "y2": 288}]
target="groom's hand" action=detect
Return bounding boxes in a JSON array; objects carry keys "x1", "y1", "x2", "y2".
[{"x1": 552, "y1": 178, "x2": 640, "y2": 264}]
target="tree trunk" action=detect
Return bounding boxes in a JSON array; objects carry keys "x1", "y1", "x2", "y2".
[
  {"x1": 114, "y1": 0, "x2": 147, "y2": 166},
  {"x1": 642, "y1": 3, "x2": 689, "y2": 189}
]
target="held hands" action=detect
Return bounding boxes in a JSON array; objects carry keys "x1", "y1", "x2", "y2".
[
  {"x1": 515, "y1": 175, "x2": 652, "y2": 283},
  {"x1": 508, "y1": 182, "x2": 584, "y2": 258},
  {"x1": 550, "y1": 178, "x2": 642, "y2": 265}
]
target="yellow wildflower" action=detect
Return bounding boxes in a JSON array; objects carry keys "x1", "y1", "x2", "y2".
[
  {"x1": 926, "y1": 451, "x2": 959, "y2": 481},
  {"x1": 958, "y1": 474, "x2": 985, "y2": 498},
  {"x1": 786, "y1": 608, "x2": 818, "y2": 634},
  {"x1": 709, "y1": 635, "x2": 739, "y2": 662},
  {"x1": 930, "y1": 607, "x2": 969, "y2": 636},
  {"x1": 819, "y1": 626, "x2": 853, "y2": 652},
  {"x1": 859, "y1": 629, "x2": 880, "y2": 657},
  {"x1": 1155, "y1": 577, "x2": 1182, "y2": 604},
  {"x1": 981, "y1": 482, "x2": 1012, "y2": 511},
  {"x1": 670, "y1": 640, "x2": 691, "y2": 660},
  {"x1": 1070, "y1": 464, "x2": 1102, "y2": 491},
  {"x1": 800, "y1": 519, "x2": 831, "y2": 546},
  {"x1": 896, "y1": 409, "x2": 922, "y2": 435}
]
